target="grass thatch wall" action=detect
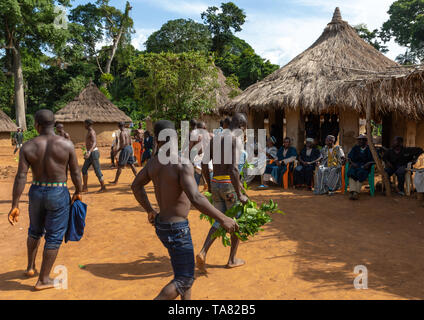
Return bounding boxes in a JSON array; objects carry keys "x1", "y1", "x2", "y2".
[
  {"x1": 0, "y1": 132, "x2": 12, "y2": 146},
  {"x1": 0, "y1": 110, "x2": 17, "y2": 133}
]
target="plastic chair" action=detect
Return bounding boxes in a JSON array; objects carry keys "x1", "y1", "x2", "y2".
[
  {"x1": 344, "y1": 163, "x2": 375, "y2": 197},
  {"x1": 282, "y1": 162, "x2": 295, "y2": 189}
]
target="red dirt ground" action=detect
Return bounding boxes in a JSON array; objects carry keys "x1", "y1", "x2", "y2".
[{"x1": 0, "y1": 146, "x2": 424, "y2": 300}]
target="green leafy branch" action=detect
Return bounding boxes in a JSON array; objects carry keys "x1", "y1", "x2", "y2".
[{"x1": 200, "y1": 191, "x2": 284, "y2": 247}]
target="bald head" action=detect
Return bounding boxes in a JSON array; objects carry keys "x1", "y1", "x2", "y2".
[
  {"x1": 230, "y1": 113, "x2": 247, "y2": 130},
  {"x1": 196, "y1": 121, "x2": 206, "y2": 130},
  {"x1": 35, "y1": 109, "x2": 55, "y2": 128}
]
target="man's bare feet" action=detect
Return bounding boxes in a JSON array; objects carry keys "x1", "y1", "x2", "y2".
[
  {"x1": 24, "y1": 268, "x2": 38, "y2": 278},
  {"x1": 34, "y1": 278, "x2": 55, "y2": 291},
  {"x1": 82, "y1": 187, "x2": 88, "y2": 193},
  {"x1": 196, "y1": 253, "x2": 207, "y2": 273},
  {"x1": 97, "y1": 187, "x2": 107, "y2": 193},
  {"x1": 109, "y1": 181, "x2": 117, "y2": 185},
  {"x1": 226, "y1": 258, "x2": 245, "y2": 269}
]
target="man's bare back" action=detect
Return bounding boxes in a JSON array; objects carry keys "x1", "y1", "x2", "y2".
[
  {"x1": 9, "y1": 109, "x2": 82, "y2": 292},
  {"x1": 119, "y1": 128, "x2": 131, "y2": 148},
  {"x1": 22, "y1": 135, "x2": 77, "y2": 183}
]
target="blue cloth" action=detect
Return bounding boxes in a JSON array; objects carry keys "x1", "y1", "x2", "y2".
[
  {"x1": 265, "y1": 147, "x2": 297, "y2": 185},
  {"x1": 347, "y1": 145, "x2": 374, "y2": 182},
  {"x1": 238, "y1": 150, "x2": 247, "y2": 172},
  {"x1": 65, "y1": 200, "x2": 87, "y2": 243},
  {"x1": 142, "y1": 136, "x2": 154, "y2": 163},
  {"x1": 294, "y1": 147, "x2": 320, "y2": 186},
  {"x1": 155, "y1": 215, "x2": 194, "y2": 296},
  {"x1": 28, "y1": 185, "x2": 70, "y2": 250}
]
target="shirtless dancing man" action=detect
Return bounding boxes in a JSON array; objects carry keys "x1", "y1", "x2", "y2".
[
  {"x1": 131, "y1": 120, "x2": 238, "y2": 300},
  {"x1": 196, "y1": 113, "x2": 249, "y2": 271},
  {"x1": 82, "y1": 119, "x2": 106, "y2": 193},
  {"x1": 110, "y1": 122, "x2": 138, "y2": 184},
  {"x1": 8, "y1": 109, "x2": 83, "y2": 290}
]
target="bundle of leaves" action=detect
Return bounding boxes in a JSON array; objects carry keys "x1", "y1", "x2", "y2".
[{"x1": 200, "y1": 192, "x2": 283, "y2": 247}]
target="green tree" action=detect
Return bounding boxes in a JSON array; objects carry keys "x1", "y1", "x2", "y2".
[
  {"x1": 381, "y1": 0, "x2": 424, "y2": 62},
  {"x1": 216, "y1": 44, "x2": 279, "y2": 90},
  {"x1": 0, "y1": 0, "x2": 71, "y2": 130},
  {"x1": 201, "y1": 2, "x2": 246, "y2": 54},
  {"x1": 128, "y1": 52, "x2": 219, "y2": 125},
  {"x1": 145, "y1": 19, "x2": 212, "y2": 53},
  {"x1": 354, "y1": 24, "x2": 388, "y2": 53},
  {"x1": 69, "y1": 0, "x2": 134, "y2": 87}
]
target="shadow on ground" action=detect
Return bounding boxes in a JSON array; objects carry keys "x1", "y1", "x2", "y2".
[
  {"x1": 82, "y1": 252, "x2": 173, "y2": 281},
  {"x1": 248, "y1": 186, "x2": 424, "y2": 299}
]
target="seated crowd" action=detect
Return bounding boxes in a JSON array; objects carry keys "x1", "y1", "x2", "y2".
[{"x1": 259, "y1": 133, "x2": 423, "y2": 200}]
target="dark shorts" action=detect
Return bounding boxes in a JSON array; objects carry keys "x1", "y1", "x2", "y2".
[
  {"x1": 155, "y1": 216, "x2": 195, "y2": 296},
  {"x1": 141, "y1": 149, "x2": 152, "y2": 163},
  {"x1": 28, "y1": 185, "x2": 70, "y2": 250},
  {"x1": 118, "y1": 145, "x2": 136, "y2": 166},
  {"x1": 82, "y1": 150, "x2": 103, "y2": 181}
]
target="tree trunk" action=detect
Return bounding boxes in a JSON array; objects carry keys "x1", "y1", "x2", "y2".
[
  {"x1": 101, "y1": 29, "x2": 123, "y2": 88},
  {"x1": 12, "y1": 48, "x2": 26, "y2": 131},
  {"x1": 366, "y1": 99, "x2": 391, "y2": 196}
]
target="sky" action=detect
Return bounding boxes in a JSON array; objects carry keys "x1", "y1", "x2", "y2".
[{"x1": 70, "y1": 0, "x2": 406, "y2": 66}]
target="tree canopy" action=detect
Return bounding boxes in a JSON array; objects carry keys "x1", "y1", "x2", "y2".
[
  {"x1": 382, "y1": 0, "x2": 424, "y2": 63},
  {"x1": 145, "y1": 19, "x2": 212, "y2": 53}
]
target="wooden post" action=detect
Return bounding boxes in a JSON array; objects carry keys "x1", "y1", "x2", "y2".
[
  {"x1": 339, "y1": 109, "x2": 359, "y2": 154},
  {"x1": 366, "y1": 99, "x2": 391, "y2": 197},
  {"x1": 286, "y1": 109, "x2": 304, "y2": 151}
]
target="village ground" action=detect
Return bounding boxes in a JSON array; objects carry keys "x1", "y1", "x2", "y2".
[{"x1": 0, "y1": 146, "x2": 424, "y2": 300}]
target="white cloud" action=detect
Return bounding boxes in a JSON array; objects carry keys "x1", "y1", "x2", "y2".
[
  {"x1": 135, "y1": 0, "x2": 209, "y2": 16},
  {"x1": 239, "y1": 0, "x2": 407, "y2": 66},
  {"x1": 131, "y1": 28, "x2": 156, "y2": 51},
  {"x1": 240, "y1": 15, "x2": 328, "y2": 66}
]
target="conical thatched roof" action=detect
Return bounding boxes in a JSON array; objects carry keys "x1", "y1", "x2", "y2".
[
  {"x1": 215, "y1": 67, "x2": 241, "y2": 111},
  {"x1": 225, "y1": 7, "x2": 398, "y2": 114},
  {"x1": 0, "y1": 109, "x2": 17, "y2": 133},
  {"x1": 55, "y1": 82, "x2": 132, "y2": 123}
]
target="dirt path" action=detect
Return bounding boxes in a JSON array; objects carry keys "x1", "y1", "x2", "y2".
[{"x1": 0, "y1": 146, "x2": 423, "y2": 300}]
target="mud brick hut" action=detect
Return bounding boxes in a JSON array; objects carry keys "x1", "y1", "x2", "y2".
[
  {"x1": 224, "y1": 7, "x2": 399, "y2": 153},
  {"x1": 55, "y1": 82, "x2": 132, "y2": 146},
  {"x1": 0, "y1": 109, "x2": 17, "y2": 146}
]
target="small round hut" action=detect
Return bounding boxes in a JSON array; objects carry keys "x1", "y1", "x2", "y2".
[
  {"x1": 0, "y1": 109, "x2": 17, "y2": 146},
  {"x1": 225, "y1": 7, "x2": 398, "y2": 152},
  {"x1": 55, "y1": 82, "x2": 132, "y2": 146}
]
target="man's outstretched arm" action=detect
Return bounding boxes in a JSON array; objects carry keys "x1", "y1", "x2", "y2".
[
  {"x1": 131, "y1": 164, "x2": 156, "y2": 224},
  {"x1": 180, "y1": 163, "x2": 238, "y2": 233},
  {"x1": 9, "y1": 148, "x2": 30, "y2": 225}
]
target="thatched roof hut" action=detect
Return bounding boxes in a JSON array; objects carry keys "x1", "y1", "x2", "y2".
[
  {"x1": 338, "y1": 66, "x2": 424, "y2": 149},
  {"x1": 0, "y1": 109, "x2": 17, "y2": 146},
  {"x1": 339, "y1": 66, "x2": 424, "y2": 119},
  {"x1": 55, "y1": 82, "x2": 132, "y2": 146},
  {"x1": 224, "y1": 7, "x2": 399, "y2": 151},
  {"x1": 226, "y1": 7, "x2": 397, "y2": 113}
]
